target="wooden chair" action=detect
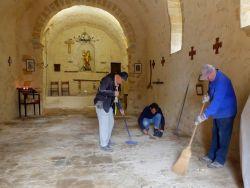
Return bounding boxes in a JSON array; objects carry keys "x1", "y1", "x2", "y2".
[
  {"x1": 50, "y1": 81, "x2": 59, "y2": 96},
  {"x1": 61, "y1": 81, "x2": 70, "y2": 96}
]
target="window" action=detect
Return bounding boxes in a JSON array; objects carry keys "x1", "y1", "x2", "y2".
[
  {"x1": 167, "y1": 0, "x2": 183, "y2": 54},
  {"x1": 240, "y1": 0, "x2": 250, "y2": 28}
]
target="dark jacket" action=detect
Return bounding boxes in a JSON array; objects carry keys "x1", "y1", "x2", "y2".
[
  {"x1": 138, "y1": 105, "x2": 165, "y2": 130},
  {"x1": 94, "y1": 73, "x2": 117, "y2": 113}
]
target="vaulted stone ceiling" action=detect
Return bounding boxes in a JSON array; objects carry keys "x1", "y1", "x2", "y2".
[{"x1": 44, "y1": 5, "x2": 127, "y2": 49}]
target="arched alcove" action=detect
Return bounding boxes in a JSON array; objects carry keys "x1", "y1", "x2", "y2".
[
  {"x1": 30, "y1": 0, "x2": 137, "y2": 112},
  {"x1": 39, "y1": 4, "x2": 131, "y2": 111}
]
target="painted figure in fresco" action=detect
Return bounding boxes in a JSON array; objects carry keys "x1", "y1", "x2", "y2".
[{"x1": 81, "y1": 50, "x2": 91, "y2": 71}]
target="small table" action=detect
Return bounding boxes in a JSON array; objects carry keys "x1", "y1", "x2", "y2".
[{"x1": 17, "y1": 88, "x2": 41, "y2": 117}]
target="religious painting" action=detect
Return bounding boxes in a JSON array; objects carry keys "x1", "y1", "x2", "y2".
[
  {"x1": 72, "y1": 42, "x2": 95, "y2": 72},
  {"x1": 134, "y1": 63, "x2": 142, "y2": 73},
  {"x1": 81, "y1": 50, "x2": 91, "y2": 71},
  {"x1": 26, "y1": 59, "x2": 35, "y2": 72}
]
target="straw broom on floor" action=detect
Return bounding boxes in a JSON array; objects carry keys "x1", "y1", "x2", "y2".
[{"x1": 172, "y1": 103, "x2": 206, "y2": 175}]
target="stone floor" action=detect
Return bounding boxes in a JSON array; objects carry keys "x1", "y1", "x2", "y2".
[{"x1": 0, "y1": 112, "x2": 243, "y2": 188}]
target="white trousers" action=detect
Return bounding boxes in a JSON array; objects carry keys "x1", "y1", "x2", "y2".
[{"x1": 96, "y1": 106, "x2": 114, "y2": 147}]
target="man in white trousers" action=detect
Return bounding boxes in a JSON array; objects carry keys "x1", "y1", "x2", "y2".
[{"x1": 94, "y1": 72, "x2": 128, "y2": 151}]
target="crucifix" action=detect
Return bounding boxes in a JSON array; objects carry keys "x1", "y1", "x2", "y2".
[
  {"x1": 8, "y1": 56, "x2": 12, "y2": 66},
  {"x1": 189, "y1": 46, "x2": 196, "y2": 60},
  {"x1": 64, "y1": 39, "x2": 74, "y2": 54},
  {"x1": 161, "y1": 57, "x2": 165, "y2": 66},
  {"x1": 213, "y1": 37, "x2": 222, "y2": 54},
  {"x1": 152, "y1": 60, "x2": 156, "y2": 69}
]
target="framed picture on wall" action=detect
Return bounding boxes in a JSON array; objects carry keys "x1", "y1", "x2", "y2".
[
  {"x1": 134, "y1": 63, "x2": 142, "y2": 73},
  {"x1": 196, "y1": 84, "x2": 204, "y2": 96},
  {"x1": 26, "y1": 59, "x2": 35, "y2": 72}
]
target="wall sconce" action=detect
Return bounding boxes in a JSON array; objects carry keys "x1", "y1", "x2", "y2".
[
  {"x1": 196, "y1": 84, "x2": 204, "y2": 96},
  {"x1": 8, "y1": 56, "x2": 12, "y2": 66}
]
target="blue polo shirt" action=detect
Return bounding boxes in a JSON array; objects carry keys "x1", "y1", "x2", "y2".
[{"x1": 204, "y1": 70, "x2": 237, "y2": 119}]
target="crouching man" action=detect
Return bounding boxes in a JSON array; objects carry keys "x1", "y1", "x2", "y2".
[{"x1": 138, "y1": 103, "x2": 165, "y2": 137}]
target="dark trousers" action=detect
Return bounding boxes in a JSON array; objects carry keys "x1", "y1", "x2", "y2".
[{"x1": 207, "y1": 116, "x2": 235, "y2": 165}]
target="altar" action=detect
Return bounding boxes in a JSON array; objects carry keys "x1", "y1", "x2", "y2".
[
  {"x1": 73, "y1": 79, "x2": 100, "y2": 95},
  {"x1": 44, "y1": 95, "x2": 95, "y2": 110}
]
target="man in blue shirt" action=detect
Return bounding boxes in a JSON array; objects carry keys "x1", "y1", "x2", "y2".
[
  {"x1": 138, "y1": 103, "x2": 165, "y2": 137},
  {"x1": 195, "y1": 64, "x2": 237, "y2": 168}
]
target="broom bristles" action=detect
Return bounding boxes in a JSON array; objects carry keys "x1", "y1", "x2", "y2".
[{"x1": 172, "y1": 146, "x2": 192, "y2": 175}]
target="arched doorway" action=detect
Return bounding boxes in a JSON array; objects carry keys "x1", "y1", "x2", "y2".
[{"x1": 40, "y1": 5, "x2": 129, "y2": 111}]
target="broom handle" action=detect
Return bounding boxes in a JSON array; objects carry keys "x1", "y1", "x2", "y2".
[
  {"x1": 188, "y1": 103, "x2": 206, "y2": 147},
  {"x1": 123, "y1": 114, "x2": 132, "y2": 137},
  {"x1": 115, "y1": 98, "x2": 132, "y2": 138}
]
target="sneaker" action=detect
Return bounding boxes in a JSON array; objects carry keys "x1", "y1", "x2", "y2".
[
  {"x1": 207, "y1": 161, "x2": 224, "y2": 168},
  {"x1": 199, "y1": 156, "x2": 212, "y2": 164},
  {"x1": 100, "y1": 146, "x2": 113, "y2": 152}
]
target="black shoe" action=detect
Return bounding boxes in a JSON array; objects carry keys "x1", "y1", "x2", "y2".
[
  {"x1": 153, "y1": 128, "x2": 159, "y2": 136},
  {"x1": 157, "y1": 131, "x2": 163, "y2": 137},
  {"x1": 153, "y1": 129, "x2": 163, "y2": 137}
]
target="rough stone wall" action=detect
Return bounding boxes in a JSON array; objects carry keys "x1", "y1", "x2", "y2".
[
  {"x1": 145, "y1": 0, "x2": 250, "y2": 160},
  {"x1": 0, "y1": 1, "x2": 22, "y2": 121},
  {"x1": 126, "y1": 0, "x2": 170, "y2": 114}
]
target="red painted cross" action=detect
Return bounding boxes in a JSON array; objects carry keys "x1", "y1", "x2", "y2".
[
  {"x1": 213, "y1": 37, "x2": 222, "y2": 54},
  {"x1": 189, "y1": 46, "x2": 196, "y2": 60}
]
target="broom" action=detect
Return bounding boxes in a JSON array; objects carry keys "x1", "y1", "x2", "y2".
[{"x1": 172, "y1": 103, "x2": 206, "y2": 175}]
